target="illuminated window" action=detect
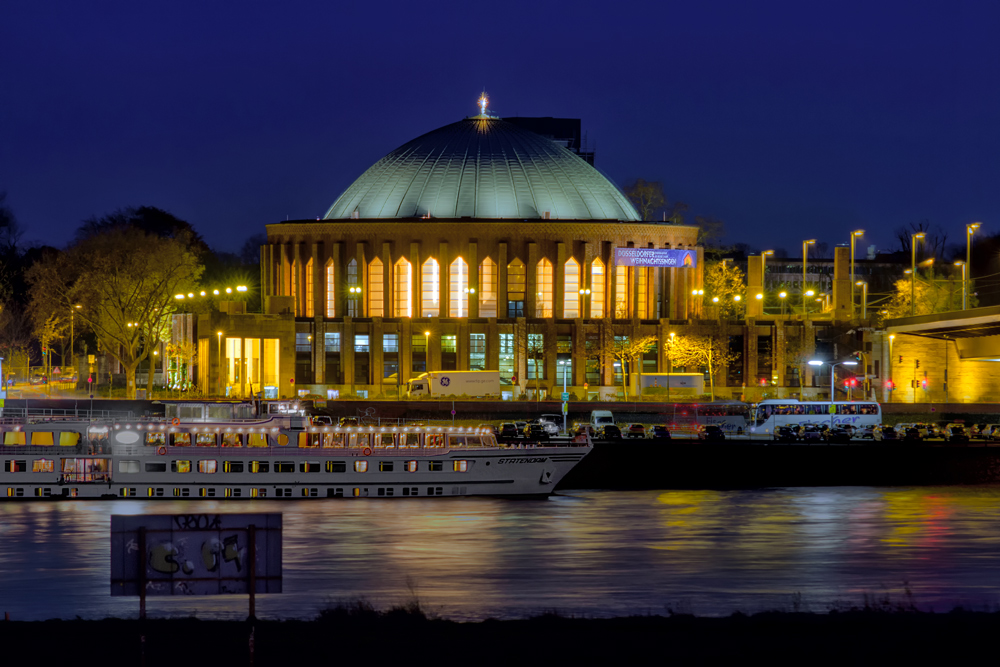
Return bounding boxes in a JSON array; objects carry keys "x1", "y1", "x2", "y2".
[
  {"x1": 33, "y1": 459, "x2": 54, "y2": 473},
  {"x1": 636, "y1": 267, "x2": 649, "y2": 319},
  {"x1": 326, "y1": 461, "x2": 346, "y2": 472},
  {"x1": 422, "y1": 258, "x2": 440, "y2": 316},
  {"x1": 614, "y1": 265, "x2": 628, "y2": 318},
  {"x1": 249, "y1": 460, "x2": 270, "y2": 473},
  {"x1": 406, "y1": 460, "x2": 418, "y2": 472},
  {"x1": 354, "y1": 460, "x2": 368, "y2": 473},
  {"x1": 325, "y1": 260, "x2": 335, "y2": 318},
  {"x1": 222, "y1": 432, "x2": 243, "y2": 447},
  {"x1": 453, "y1": 460, "x2": 469, "y2": 472},
  {"x1": 527, "y1": 333, "x2": 545, "y2": 379},
  {"x1": 394, "y1": 258, "x2": 412, "y2": 317},
  {"x1": 449, "y1": 257, "x2": 469, "y2": 317},
  {"x1": 441, "y1": 335, "x2": 457, "y2": 353},
  {"x1": 479, "y1": 258, "x2": 498, "y2": 318},
  {"x1": 196, "y1": 433, "x2": 217, "y2": 447},
  {"x1": 198, "y1": 460, "x2": 217, "y2": 474},
  {"x1": 564, "y1": 258, "x2": 580, "y2": 318},
  {"x1": 507, "y1": 259, "x2": 526, "y2": 317},
  {"x1": 305, "y1": 258, "x2": 314, "y2": 317},
  {"x1": 535, "y1": 259, "x2": 553, "y2": 318},
  {"x1": 172, "y1": 460, "x2": 192, "y2": 473},
  {"x1": 591, "y1": 258, "x2": 605, "y2": 318},
  {"x1": 223, "y1": 461, "x2": 244, "y2": 473},
  {"x1": 368, "y1": 257, "x2": 384, "y2": 317},
  {"x1": 346, "y1": 259, "x2": 359, "y2": 317},
  {"x1": 291, "y1": 260, "x2": 299, "y2": 314}
]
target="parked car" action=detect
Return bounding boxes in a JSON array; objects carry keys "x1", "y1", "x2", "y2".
[
  {"x1": 534, "y1": 419, "x2": 560, "y2": 436},
  {"x1": 856, "y1": 425, "x2": 876, "y2": 440},
  {"x1": 773, "y1": 426, "x2": 798, "y2": 443},
  {"x1": 697, "y1": 425, "x2": 726, "y2": 442},
  {"x1": 800, "y1": 423, "x2": 826, "y2": 442},
  {"x1": 824, "y1": 426, "x2": 853, "y2": 444},
  {"x1": 900, "y1": 426, "x2": 923, "y2": 442},
  {"x1": 597, "y1": 424, "x2": 622, "y2": 440},
  {"x1": 522, "y1": 423, "x2": 549, "y2": 440},
  {"x1": 514, "y1": 421, "x2": 528, "y2": 433},
  {"x1": 625, "y1": 423, "x2": 646, "y2": 439},
  {"x1": 28, "y1": 374, "x2": 47, "y2": 385},
  {"x1": 647, "y1": 425, "x2": 671, "y2": 441},
  {"x1": 873, "y1": 425, "x2": 898, "y2": 442},
  {"x1": 943, "y1": 424, "x2": 969, "y2": 443},
  {"x1": 499, "y1": 423, "x2": 520, "y2": 439}
]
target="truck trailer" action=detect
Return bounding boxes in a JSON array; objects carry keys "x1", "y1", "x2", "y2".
[{"x1": 407, "y1": 371, "x2": 501, "y2": 398}]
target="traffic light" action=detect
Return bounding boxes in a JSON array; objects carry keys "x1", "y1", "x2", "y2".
[
  {"x1": 915, "y1": 360, "x2": 920, "y2": 369},
  {"x1": 899, "y1": 355, "x2": 903, "y2": 364},
  {"x1": 921, "y1": 378, "x2": 928, "y2": 390}
]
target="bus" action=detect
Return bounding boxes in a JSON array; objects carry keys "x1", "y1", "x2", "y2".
[
  {"x1": 749, "y1": 399, "x2": 881, "y2": 435},
  {"x1": 658, "y1": 401, "x2": 751, "y2": 435}
]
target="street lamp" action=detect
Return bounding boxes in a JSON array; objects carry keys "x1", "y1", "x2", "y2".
[
  {"x1": 888, "y1": 334, "x2": 895, "y2": 403},
  {"x1": 667, "y1": 332, "x2": 675, "y2": 403},
  {"x1": 911, "y1": 232, "x2": 926, "y2": 316},
  {"x1": 762, "y1": 249, "x2": 774, "y2": 288},
  {"x1": 802, "y1": 239, "x2": 815, "y2": 313},
  {"x1": 424, "y1": 331, "x2": 431, "y2": 373},
  {"x1": 808, "y1": 358, "x2": 858, "y2": 425},
  {"x1": 217, "y1": 331, "x2": 224, "y2": 396},
  {"x1": 967, "y1": 222, "x2": 981, "y2": 310},
  {"x1": 579, "y1": 287, "x2": 591, "y2": 318},
  {"x1": 955, "y1": 261, "x2": 967, "y2": 310},
  {"x1": 850, "y1": 230, "x2": 864, "y2": 315},
  {"x1": 855, "y1": 281, "x2": 868, "y2": 319},
  {"x1": 69, "y1": 304, "x2": 81, "y2": 372},
  {"x1": 778, "y1": 291, "x2": 787, "y2": 316},
  {"x1": 557, "y1": 359, "x2": 571, "y2": 434}
]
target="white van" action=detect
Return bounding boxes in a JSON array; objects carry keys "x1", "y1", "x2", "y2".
[{"x1": 591, "y1": 410, "x2": 615, "y2": 427}]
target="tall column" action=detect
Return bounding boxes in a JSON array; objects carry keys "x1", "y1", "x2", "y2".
[
  {"x1": 747, "y1": 255, "x2": 764, "y2": 318},
  {"x1": 468, "y1": 241, "x2": 479, "y2": 319},
  {"x1": 438, "y1": 241, "x2": 450, "y2": 318},
  {"x1": 526, "y1": 242, "x2": 538, "y2": 317},
  {"x1": 555, "y1": 242, "x2": 567, "y2": 319}
]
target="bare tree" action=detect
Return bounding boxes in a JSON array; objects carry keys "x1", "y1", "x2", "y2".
[
  {"x1": 895, "y1": 221, "x2": 949, "y2": 259},
  {"x1": 622, "y1": 179, "x2": 666, "y2": 221}
]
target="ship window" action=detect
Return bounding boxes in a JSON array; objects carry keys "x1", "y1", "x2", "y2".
[
  {"x1": 328, "y1": 488, "x2": 344, "y2": 497},
  {"x1": 467, "y1": 436, "x2": 483, "y2": 446},
  {"x1": 449, "y1": 436, "x2": 466, "y2": 447},
  {"x1": 196, "y1": 433, "x2": 217, "y2": 447},
  {"x1": 354, "y1": 460, "x2": 368, "y2": 473},
  {"x1": 222, "y1": 433, "x2": 243, "y2": 447},
  {"x1": 326, "y1": 461, "x2": 346, "y2": 473},
  {"x1": 198, "y1": 460, "x2": 217, "y2": 474},
  {"x1": 118, "y1": 460, "x2": 140, "y2": 473},
  {"x1": 428, "y1": 461, "x2": 443, "y2": 472},
  {"x1": 323, "y1": 433, "x2": 346, "y2": 448},
  {"x1": 302, "y1": 488, "x2": 318, "y2": 497},
  {"x1": 299, "y1": 433, "x2": 320, "y2": 448},
  {"x1": 375, "y1": 433, "x2": 395, "y2": 449},
  {"x1": 248, "y1": 433, "x2": 268, "y2": 448},
  {"x1": 199, "y1": 488, "x2": 216, "y2": 497},
  {"x1": 145, "y1": 462, "x2": 167, "y2": 473},
  {"x1": 172, "y1": 460, "x2": 192, "y2": 473},
  {"x1": 224, "y1": 461, "x2": 245, "y2": 473},
  {"x1": 30, "y1": 432, "x2": 54, "y2": 446},
  {"x1": 148, "y1": 488, "x2": 164, "y2": 497},
  {"x1": 250, "y1": 461, "x2": 270, "y2": 473},
  {"x1": 274, "y1": 462, "x2": 294, "y2": 473},
  {"x1": 3, "y1": 432, "x2": 26, "y2": 446},
  {"x1": 33, "y1": 459, "x2": 55, "y2": 473},
  {"x1": 453, "y1": 460, "x2": 469, "y2": 472},
  {"x1": 379, "y1": 461, "x2": 393, "y2": 472},
  {"x1": 405, "y1": 460, "x2": 417, "y2": 472},
  {"x1": 425, "y1": 434, "x2": 445, "y2": 448},
  {"x1": 300, "y1": 462, "x2": 321, "y2": 473},
  {"x1": 401, "y1": 433, "x2": 420, "y2": 448},
  {"x1": 171, "y1": 433, "x2": 191, "y2": 447},
  {"x1": 145, "y1": 432, "x2": 166, "y2": 446}
]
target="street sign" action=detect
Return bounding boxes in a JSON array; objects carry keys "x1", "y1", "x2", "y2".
[
  {"x1": 451, "y1": 409, "x2": 456, "y2": 415},
  {"x1": 111, "y1": 513, "x2": 282, "y2": 597},
  {"x1": 561, "y1": 392, "x2": 569, "y2": 401}
]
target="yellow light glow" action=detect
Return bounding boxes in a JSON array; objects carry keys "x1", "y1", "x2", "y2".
[
  {"x1": 805, "y1": 290, "x2": 815, "y2": 296},
  {"x1": 779, "y1": 291, "x2": 787, "y2": 298},
  {"x1": 213, "y1": 289, "x2": 220, "y2": 295},
  {"x1": 478, "y1": 92, "x2": 488, "y2": 115},
  {"x1": 225, "y1": 287, "x2": 232, "y2": 294},
  {"x1": 175, "y1": 294, "x2": 185, "y2": 300}
]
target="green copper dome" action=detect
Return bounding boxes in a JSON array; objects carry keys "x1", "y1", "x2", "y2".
[{"x1": 324, "y1": 117, "x2": 641, "y2": 221}]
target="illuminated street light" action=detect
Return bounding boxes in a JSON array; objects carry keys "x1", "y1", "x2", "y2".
[
  {"x1": 855, "y1": 281, "x2": 868, "y2": 319},
  {"x1": 955, "y1": 261, "x2": 967, "y2": 310},
  {"x1": 911, "y1": 232, "x2": 926, "y2": 316},
  {"x1": 850, "y1": 230, "x2": 864, "y2": 316},
  {"x1": 802, "y1": 239, "x2": 815, "y2": 313}
]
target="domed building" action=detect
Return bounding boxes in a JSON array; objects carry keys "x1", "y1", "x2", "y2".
[{"x1": 202, "y1": 102, "x2": 705, "y2": 400}]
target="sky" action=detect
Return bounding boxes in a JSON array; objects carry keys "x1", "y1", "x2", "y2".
[{"x1": 3, "y1": 0, "x2": 999, "y2": 257}]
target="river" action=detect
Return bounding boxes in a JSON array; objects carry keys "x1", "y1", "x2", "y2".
[{"x1": 2, "y1": 486, "x2": 1000, "y2": 621}]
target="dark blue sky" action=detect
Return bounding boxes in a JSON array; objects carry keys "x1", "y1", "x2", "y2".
[{"x1": 3, "y1": 0, "x2": 998, "y2": 256}]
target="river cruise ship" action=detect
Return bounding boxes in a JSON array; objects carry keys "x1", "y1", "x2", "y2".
[{"x1": 0, "y1": 415, "x2": 591, "y2": 500}]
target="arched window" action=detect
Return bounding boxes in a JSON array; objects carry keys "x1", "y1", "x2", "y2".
[
  {"x1": 291, "y1": 260, "x2": 300, "y2": 315},
  {"x1": 563, "y1": 258, "x2": 580, "y2": 318},
  {"x1": 535, "y1": 259, "x2": 553, "y2": 318},
  {"x1": 305, "y1": 258, "x2": 314, "y2": 318},
  {"x1": 421, "y1": 258, "x2": 439, "y2": 317},
  {"x1": 368, "y1": 258, "x2": 384, "y2": 317},
  {"x1": 346, "y1": 259, "x2": 359, "y2": 317},
  {"x1": 449, "y1": 257, "x2": 469, "y2": 317},
  {"x1": 394, "y1": 258, "x2": 412, "y2": 317},
  {"x1": 506, "y1": 259, "x2": 526, "y2": 318},
  {"x1": 479, "y1": 257, "x2": 498, "y2": 318},
  {"x1": 614, "y1": 265, "x2": 628, "y2": 318},
  {"x1": 590, "y1": 258, "x2": 605, "y2": 318},
  {"x1": 325, "y1": 260, "x2": 335, "y2": 318}
]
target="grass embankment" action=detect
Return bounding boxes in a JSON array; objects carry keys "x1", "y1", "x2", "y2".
[{"x1": 4, "y1": 599, "x2": 998, "y2": 665}]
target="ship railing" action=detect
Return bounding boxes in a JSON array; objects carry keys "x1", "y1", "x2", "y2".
[{"x1": 0, "y1": 407, "x2": 133, "y2": 423}]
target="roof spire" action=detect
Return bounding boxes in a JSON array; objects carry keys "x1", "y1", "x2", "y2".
[{"x1": 472, "y1": 90, "x2": 497, "y2": 119}]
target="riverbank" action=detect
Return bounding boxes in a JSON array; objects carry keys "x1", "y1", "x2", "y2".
[{"x1": 4, "y1": 608, "x2": 996, "y2": 664}]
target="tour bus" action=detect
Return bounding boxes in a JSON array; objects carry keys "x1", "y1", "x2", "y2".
[
  {"x1": 659, "y1": 401, "x2": 751, "y2": 435},
  {"x1": 750, "y1": 399, "x2": 882, "y2": 435}
]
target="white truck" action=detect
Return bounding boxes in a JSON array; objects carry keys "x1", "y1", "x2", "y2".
[{"x1": 407, "y1": 371, "x2": 501, "y2": 398}]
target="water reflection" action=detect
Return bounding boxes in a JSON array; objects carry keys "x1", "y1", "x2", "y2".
[{"x1": 2, "y1": 487, "x2": 1000, "y2": 620}]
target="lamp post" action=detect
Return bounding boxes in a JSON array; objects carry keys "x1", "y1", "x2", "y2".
[
  {"x1": 424, "y1": 331, "x2": 431, "y2": 373},
  {"x1": 579, "y1": 287, "x2": 591, "y2": 318},
  {"x1": 558, "y1": 359, "x2": 570, "y2": 434},
  {"x1": 667, "y1": 332, "x2": 675, "y2": 403},
  {"x1": 966, "y1": 222, "x2": 980, "y2": 310},
  {"x1": 69, "y1": 304, "x2": 81, "y2": 374},
  {"x1": 850, "y1": 230, "x2": 864, "y2": 316},
  {"x1": 855, "y1": 281, "x2": 868, "y2": 319},
  {"x1": 911, "y1": 232, "x2": 926, "y2": 316},
  {"x1": 808, "y1": 359, "x2": 858, "y2": 426},
  {"x1": 802, "y1": 239, "x2": 815, "y2": 313},
  {"x1": 888, "y1": 334, "x2": 895, "y2": 403},
  {"x1": 762, "y1": 249, "x2": 774, "y2": 291},
  {"x1": 778, "y1": 291, "x2": 787, "y2": 316},
  {"x1": 217, "y1": 331, "x2": 224, "y2": 397},
  {"x1": 955, "y1": 261, "x2": 967, "y2": 310}
]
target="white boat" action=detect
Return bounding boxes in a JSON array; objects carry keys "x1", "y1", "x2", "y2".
[{"x1": 0, "y1": 415, "x2": 591, "y2": 500}]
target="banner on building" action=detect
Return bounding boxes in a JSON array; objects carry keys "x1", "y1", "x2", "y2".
[{"x1": 614, "y1": 247, "x2": 696, "y2": 268}]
